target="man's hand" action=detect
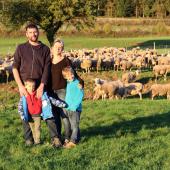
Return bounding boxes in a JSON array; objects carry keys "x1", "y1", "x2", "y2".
[
  {"x1": 19, "y1": 85, "x2": 28, "y2": 97},
  {"x1": 36, "y1": 83, "x2": 44, "y2": 98}
]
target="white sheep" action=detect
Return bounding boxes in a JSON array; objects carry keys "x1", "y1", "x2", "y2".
[
  {"x1": 150, "y1": 83, "x2": 170, "y2": 100},
  {"x1": 153, "y1": 65, "x2": 170, "y2": 81},
  {"x1": 122, "y1": 70, "x2": 140, "y2": 83}
]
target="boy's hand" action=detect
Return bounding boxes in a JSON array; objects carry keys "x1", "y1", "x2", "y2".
[{"x1": 78, "y1": 83, "x2": 83, "y2": 89}]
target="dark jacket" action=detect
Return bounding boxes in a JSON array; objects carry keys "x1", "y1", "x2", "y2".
[{"x1": 13, "y1": 41, "x2": 51, "y2": 85}]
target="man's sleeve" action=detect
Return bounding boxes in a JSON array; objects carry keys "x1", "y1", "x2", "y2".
[
  {"x1": 12, "y1": 46, "x2": 21, "y2": 69},
  {"x1": 41, "y1": 48, "x2": 51, "y2": 85}
]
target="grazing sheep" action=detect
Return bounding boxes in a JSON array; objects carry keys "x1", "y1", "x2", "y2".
[
  {"x1": 153, "y1": 65, "x2": 170, "y2": 81},
  {"x1": 122, "y1": 70, "x2": 140, "y2": 83},
  {"x1": 93, "y1": 85, "x2": 107, "y2": 100},
  {"x1": 150, "y1": 83, "x2": 170, "y2": 100},
  {"x1": 158, "y1": 56, "x2": 170, "y2": 65},
  {"x1": 114, "y1": 57, "x2": 121, "y2": 71},
  {"x1": 80, "y1": 58, "x2": 92, "y2": 73},
  {"x1": 0, "y1": 58, "x2": 13, "y2": 83},
  {"x1": 121, "y1": 82, "x2": 143, "y2": 100},
  {"x1": 96, "y1": 56, "x2": 102, "y2": 72},
  {"x1": 93, "y1": 79, "x2": 124, "y2": 100},
  {"x1": 120, "y1": 60, "x2": 134, "y2": 72},
  {"x1": 94, "y1": 78, "x2": 108, "y2": 85}
]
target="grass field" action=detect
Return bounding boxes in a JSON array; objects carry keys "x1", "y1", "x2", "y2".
[
  {"x1": 0, "y1": 36, "x2": 170, "y2": 56},
  {"x1": 1, "y1": 69, "x2": 170, "y2": 169},
  {"x1": 1, "y1": 35, "x2": 170, "y2": 169}
]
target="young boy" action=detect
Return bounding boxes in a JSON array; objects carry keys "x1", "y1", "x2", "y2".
[
  {"x1": 62, "y1": 66, "x2": 84, "y2": 148},
  {"x1": 24, "y1": 79, "x2": 42, "y2": 144},
  {"x1": 18, "y1": 79, "x2": 66, "y2": 146}
]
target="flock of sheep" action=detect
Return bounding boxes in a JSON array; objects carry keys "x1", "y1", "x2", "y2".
[
  {"x1": 1, "y1": 46, "x2": 170, "y2": 100},
  {"x1": 63, "y1": 47, "x2": 170, "y2": 100},
  {"x1": 0, "y1": 55, "x2": 13, "y2": 83}
]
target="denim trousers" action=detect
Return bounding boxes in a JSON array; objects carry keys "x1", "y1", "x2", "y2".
[{"x1": 62, "y1": 110, "x2": 80, "y2": 143}]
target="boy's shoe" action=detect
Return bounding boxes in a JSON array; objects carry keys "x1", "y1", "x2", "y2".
[
  {"x1": 25, "y1": 140, "x2": 33, "y2": 146},
  {"x1": 34, "y1": 141, "x2": 41, "y2": 146},
  {"x1": 63, "y1": 139, "x2": 70, "y2": 147},
  {"x1": 63, "y1": 141, "x2": 76, "y2": 149},
  {"x1": 51, "y1": 137, "x2": 62, "y2": 148}
]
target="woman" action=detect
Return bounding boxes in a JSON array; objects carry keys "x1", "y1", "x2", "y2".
[{"x1": 48, "y1": 39, "x2": 84, "y2": 146}]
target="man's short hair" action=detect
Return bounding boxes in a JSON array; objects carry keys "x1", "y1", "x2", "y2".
[{"x1": 25, "y1": 23, "x2": 38, "y2": 31}]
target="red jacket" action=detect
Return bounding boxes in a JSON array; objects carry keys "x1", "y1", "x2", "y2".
[{"x1": 26, "y1": 92, "x2": 42, "y2": 115}]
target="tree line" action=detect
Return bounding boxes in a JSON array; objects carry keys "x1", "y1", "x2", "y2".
[
  {"x1": 97, "y1": 0, "x2": 170, "y2": 18},
  {"x1": 0, "y1": 0, "x2": 170, "y2": 45}
]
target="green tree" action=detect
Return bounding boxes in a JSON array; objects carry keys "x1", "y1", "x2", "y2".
[
  {"x1": 0, "y1": 0, "x2": 97, "y2": 45},
  {"x1": 152, "y1": 0, "x2": 167, "y2": 18}
]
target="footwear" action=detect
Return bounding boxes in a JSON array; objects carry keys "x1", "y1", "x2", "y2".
[
  {"x1": 51, "y1": 137, "x2": 62, "y2": 148},
  {"x1": 64, "y1": 141, "x2": 76, "y2": 149},
  {"x1": 25, "y1": 140, "x2": 33, "y2": 146},
  {"x1": 63, "y1": 139, "x2": 70, "y2": 146},
  {"x1": 34, "y1": 141, "x2": 41, "y2": 145}
]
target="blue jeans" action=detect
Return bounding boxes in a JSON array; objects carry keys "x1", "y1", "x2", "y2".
[{"x1": 63, "y1": 110, "x2": 80, "y2": 143}]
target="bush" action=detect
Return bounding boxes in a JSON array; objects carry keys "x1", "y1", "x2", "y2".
[
  {"x1": 152, "y1": 21, "x2": 169, "y2": 35},
  {"x1": 103, "y1": 23, "x2": 112, "y2": 34},
  {"x1": 93, "y1": 23, "x2": 102, "y2": 34}
]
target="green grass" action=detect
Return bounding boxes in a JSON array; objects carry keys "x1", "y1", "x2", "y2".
[
  {"x1": 1, "y1": 69, "x2": 170, "y2": 169},
  {"x1": 0, "y1": 36, "x2": 170, "y2": 56}
]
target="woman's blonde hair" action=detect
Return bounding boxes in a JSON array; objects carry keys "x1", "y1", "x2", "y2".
[
  {"x1": 51, "y1": 38, "x2": 64, "y2": 61},
  {"x1": 52, "y1": 38, "x2": 64, "y2": 49}
]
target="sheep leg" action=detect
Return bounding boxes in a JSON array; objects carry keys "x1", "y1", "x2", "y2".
[
  {"x1": 164, "y1": 74, "x2": 167, "y2": 81},
  {"x1": 151, "y1": 93, "x2": 155, "y2": 100},
  {"x1": 139, "y1": 92, "x2": 142, "y2": 100}
]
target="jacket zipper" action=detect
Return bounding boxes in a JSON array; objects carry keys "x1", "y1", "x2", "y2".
[{"x1": 31, "y1": 45, "x2": 35, "y2": 78}]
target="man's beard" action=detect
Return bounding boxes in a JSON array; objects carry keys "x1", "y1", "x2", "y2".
[{"x1": 30, "y1": 36, "x2": 38, "y2": 42}]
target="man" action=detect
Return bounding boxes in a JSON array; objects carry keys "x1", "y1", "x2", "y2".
[{"x1": 13, "y1": 23, "x2": 62, "y2": 147}]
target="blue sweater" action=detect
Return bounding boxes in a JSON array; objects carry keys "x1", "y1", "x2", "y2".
[{"x1": 65, "y1": 78, "x2": 84, "y2": 112}]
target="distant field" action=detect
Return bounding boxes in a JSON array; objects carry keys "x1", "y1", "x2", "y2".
[{"x1": 0, "y1": 36, "x2": 170, "y2": 56}]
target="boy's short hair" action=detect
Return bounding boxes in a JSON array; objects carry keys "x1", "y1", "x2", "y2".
[
  {"x1": 24, "y1": 78, "x2": 35, "y2": 84},
  {"x1": 25, "y1": 23, "x2": 38, "y2": 31},
  {"x1": 62, "y1": 66, "x2": 74, "y2": 78}
]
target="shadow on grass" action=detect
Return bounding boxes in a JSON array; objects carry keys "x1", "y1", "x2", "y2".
[
  {"x1": 136, "y1": 76, "x2": 153, "y2": 84},
  {"x1": 81, "y1": 111, "x2": 170, "y2": 140},
  {"x1": 128, "y1": 39, "x2": 170, "y2": 49}
]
